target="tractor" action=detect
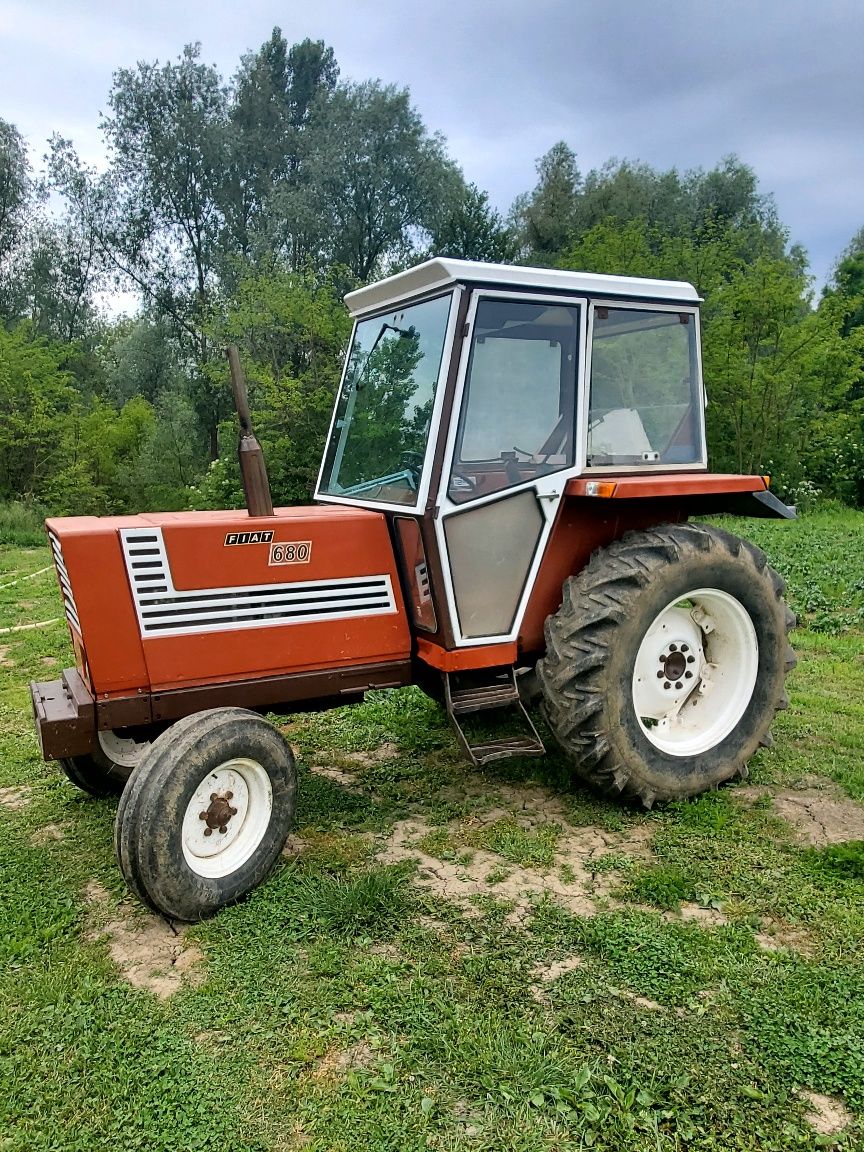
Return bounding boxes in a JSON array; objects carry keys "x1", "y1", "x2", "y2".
[{"x1": 30, "y1": 258, "x2": 796, "y2": 921}]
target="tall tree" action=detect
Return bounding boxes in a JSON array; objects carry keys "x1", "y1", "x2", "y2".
[
  {"x1": 0, "y1": 119, "x2": 38, "y2": 320},
  {"x1": 513, "y1": 142, "x2": 582, "y2": 259},
  {"x1": 224, "y1": 31, "x2": 338, "y2": 263},
  {"x1": 298, "y1": 81, "x2": 462, "y2": 280},
  {"x1": 429, "y1": 183, "x2": 515, "y2": 263}
]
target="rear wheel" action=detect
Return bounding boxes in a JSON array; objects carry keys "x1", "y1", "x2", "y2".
[
  {"x1": 60, "y1": 729, "x2": 152, "y2": 797},
  {"x1": 114, "y1": 708, "x2": 297, "y2": 920},
  {"x1": 538, "y1": 523, "x2": 796, "y2": 806}
]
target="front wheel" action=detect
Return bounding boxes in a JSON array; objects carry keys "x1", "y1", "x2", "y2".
[
  {"x1": 114, "y1": 708, "x2": 297, "y2": 920},
  {"x1": 538, "y1": 523, "x2": 796, "y2": 806}
]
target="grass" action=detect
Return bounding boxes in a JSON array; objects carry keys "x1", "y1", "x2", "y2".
[{"x1": 1, "y1": 506, "x2": 864, "y2": 1149}]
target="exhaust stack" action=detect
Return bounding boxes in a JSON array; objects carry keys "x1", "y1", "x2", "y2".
[{"x1": 226, "y1": 344, "x2": 274, "y2": 519}]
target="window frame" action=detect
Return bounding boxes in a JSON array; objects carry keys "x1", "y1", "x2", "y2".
[
  {"x1": 441, "y1": 290, "x2": 586, "y2": 508},
  {"x1": 314, "y1": 287, "x2": 461, "y2": 514},
  {"x1": 583, "y1": 299, "x2": 707, "y2": 474}
]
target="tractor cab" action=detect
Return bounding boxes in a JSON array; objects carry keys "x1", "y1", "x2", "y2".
[{"x1": 315, "y1": 260, "x2": 725, "y2": 658}]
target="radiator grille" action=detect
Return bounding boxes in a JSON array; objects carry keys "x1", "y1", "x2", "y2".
[
  {"x1": 48, "y1": 531, "x2": 81, "y2": 636},
  {"x1": 120, "y1": 528, "x2": 397, "y2": 637}
]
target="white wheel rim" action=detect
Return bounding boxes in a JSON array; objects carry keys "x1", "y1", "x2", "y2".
[
  {"x1": 181, "y1": 758, "x2": 273, "y2": 880},
  {"x1": 98, "y1": 729, "x2": 150, "y2": 769},
  {"x1": 631, "y1": 588, "x2": 758, "y2": 757}
]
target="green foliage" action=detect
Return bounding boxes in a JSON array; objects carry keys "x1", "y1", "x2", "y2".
[
  {"x1": 0, "y1": 325, "x2": 78, "y2": 502},
  {"x1": 204, "y1": 267, "x2": 350, "y2": 504},
  {"x1": 0, "y1": 501, "x2": 46, "y2": 546}
]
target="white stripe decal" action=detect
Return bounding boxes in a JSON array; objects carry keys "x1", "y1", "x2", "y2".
[
  {"x1": 119, "y1": 527, "x2": 397, "y2": 637},
  {"x1": 48, "y1": 531, "x2": 82, "y2": 638}
]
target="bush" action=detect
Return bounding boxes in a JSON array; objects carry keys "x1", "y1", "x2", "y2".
[{"x1": 0, "y1": 500, "x2": 47, "y2": 546}]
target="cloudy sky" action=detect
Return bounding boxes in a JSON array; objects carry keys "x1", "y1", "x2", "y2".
[{"x1": 1, "y1": 0, "x2": 861, "y2": 291}]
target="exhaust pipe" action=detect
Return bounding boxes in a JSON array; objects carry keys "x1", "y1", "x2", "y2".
[{"x1": 226, "y1": 345, "x2": 274, "y2": 519}]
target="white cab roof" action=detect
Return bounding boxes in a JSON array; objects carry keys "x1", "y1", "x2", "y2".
[{"x1": 344, "y1": 257, "x2": 700, "y2": 316}]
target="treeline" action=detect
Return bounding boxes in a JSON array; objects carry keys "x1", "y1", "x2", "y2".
[{"x1": 0, "y1": 29, "x2": 862, "y2": 519}]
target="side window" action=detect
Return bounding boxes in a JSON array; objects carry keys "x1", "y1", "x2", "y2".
[
  {"x1": 449, "y1": 299, "x2": 579, "y2": 503},
  {"x1": 588, "y1": 307, "x2": 702, "y2": 466}
]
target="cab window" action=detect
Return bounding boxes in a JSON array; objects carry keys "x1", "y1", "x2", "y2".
[{"x1": 449, "y1": 299, "x2": 579, "y2": 503}]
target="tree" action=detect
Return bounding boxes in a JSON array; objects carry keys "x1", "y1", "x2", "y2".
[
  {"x1": 200, "y1": 268, "x2": 350, "y2": 505},
  {"x1": 224, "y1": 31, "x2": 338, "y2": 264},
  {"x1": 298, "y1": 81, "x2": 462, "y2": 280},
  {"x1": 514, "y1": 142, "x2": 581, "y2": 259},
  {"x1": 0, "y1": 119, "x2": 39, "y2": 320},
  {"x1": 429, "y1": 183, "x2": 515, "y2": 263}
]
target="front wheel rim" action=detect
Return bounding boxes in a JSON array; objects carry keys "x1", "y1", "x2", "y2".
[
  {"x1": 632, "y1": 588, "x2": 759, "y2": 757},
  {"x1": 181, "y1": 758, "x2": 273, "y2": 880}
]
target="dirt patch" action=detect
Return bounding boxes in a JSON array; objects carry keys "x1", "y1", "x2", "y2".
[
  {"x1": 31, "y1": 822, "x2": 66, "y2": 845},
  {"x1": 342, "y1": 743, "x2": 400, "y2": 765},
  {"x1": 0, "y1": 785, "x2": 31, "y2": 810},
  {"x1": 307, "y1": 763, "x2": 364, "y2": 793},
  {"x1": 282, "y1": 833, "x2": 306, "y2": 858},
  {"x1": 531, "y1": 954, "x2": 584, "y2": 1001},
  {"x1": 799, "y1": 1089, "x2": 853, "y2": 1135},
  {"x1": 739, "y1": 782, "x2": 864, "y2": 847},
  {"x1": 311, "y1": 1040, "x2": 376, "y2": 1082},
  {"x1": 84, "y1": 880, "x2": 204, "y2": 999},
  {"x1": 772, "y1": 789, "x2": 864, "y2": 847},
  {"x1": 755, "y1": 916, "x2": 814, "y2": 956},
  {"x1": 378, "y1": 813, "x2": 653, "y2": 923},
  {"x1": 307, "y1": 743, "x2": 400, "y2": 792},
  {"x1": 676, "y1": 902, "x2": 730, "y2": 927},
  {"x1": 0, "y1": 644, "x2": 13, "y2": 667},
  {"x1": 764, "y1": 783, "x2": 864, "y2": 847}
]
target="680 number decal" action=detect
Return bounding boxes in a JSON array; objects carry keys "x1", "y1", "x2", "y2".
[{"x1": 269, "y1": 541, "x2": 312, "y2": 566}]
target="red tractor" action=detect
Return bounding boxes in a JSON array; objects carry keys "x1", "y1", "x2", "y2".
[{"x1": 30, "y1": 258, "x2": 795, "y2": 920}]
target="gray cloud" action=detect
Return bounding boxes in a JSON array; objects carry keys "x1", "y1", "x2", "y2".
[{"x1": 1, "y1": 0, "x2": 861, "y2": 288}]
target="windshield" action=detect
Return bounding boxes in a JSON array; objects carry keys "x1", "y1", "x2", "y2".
[
  {"x1": 319, "y1": 293, "x2": 453, "y2": 505},
  {"x1": 587, "y1": 307, "x2": 702, "y2": 466}
]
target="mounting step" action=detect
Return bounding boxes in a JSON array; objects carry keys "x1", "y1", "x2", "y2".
[{"x1": 444, "y1": 666, "x2": 545, "y2": 766}]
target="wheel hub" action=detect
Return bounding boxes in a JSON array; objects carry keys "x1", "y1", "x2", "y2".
[
  {"x1": 199, "y1": 791, "x2": 238, "y2": 836},
  {"x1": 632, "y1": 588, "x2": 759, "y2": 757},
  {"x1": 181, "y1": 758, "x2": 274, "y2": 879},
  {"x1": 657, "y1": 642, "x2": 697, "y2": 690},
  {"x1": 634, "y1": 607, "x2": 704, "y2": 717}
]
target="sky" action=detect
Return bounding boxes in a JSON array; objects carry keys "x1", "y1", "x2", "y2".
[{"x1": 1, "y1": 0, "x2": 861, "y2": 294}]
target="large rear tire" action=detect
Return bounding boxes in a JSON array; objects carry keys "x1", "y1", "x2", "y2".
[
  {"x1": 537, "y1": 523, "x2": 796, "y2": 806},
  {"x1": 114, "y1": 708, "x2": 296, "y2": 921}
]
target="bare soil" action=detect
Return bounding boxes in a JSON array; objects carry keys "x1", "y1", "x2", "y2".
[
  {"x1": 739, "y1": 782, "x2": 864, "y2": 846},
  {"x1": 30, "y1": 822, "x2": 66, "y2": 845},
  {"x1": 378, "y1": 810, "x2": 653, "y2": 923},
  {"x1": 310, "y1": 1041, "x2": 376, "y2": 1082},
  {"x1": 799, "y1": 1089, "x2": 853, "y2": 1135},
  {"x1": 0, "y1": 785, "x2": 31, "y2": 810},
  {"x1": 84, "y1": 880, "x2": 204, "y2": 999}
]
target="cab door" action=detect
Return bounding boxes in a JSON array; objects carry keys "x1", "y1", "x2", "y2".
[{"x1": 434, "y1": 292, "x2": 586, "y2": 645}]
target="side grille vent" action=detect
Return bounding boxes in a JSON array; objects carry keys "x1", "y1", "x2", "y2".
[
  {"x1": 48, "y1": 531, "x2": 81, "y2": 636},
  {"x1": 120, "y1": 528, "x2": 396, "y2": 637}
]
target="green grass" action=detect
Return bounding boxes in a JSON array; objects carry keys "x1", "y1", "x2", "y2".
[{"x1": 2, "y1": 507, "x2": 864, "y2": 1149}]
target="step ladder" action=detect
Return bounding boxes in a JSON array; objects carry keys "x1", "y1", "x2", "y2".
[{"x1": 443, "y1": 666, "x2": 546, "y2": 766}]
